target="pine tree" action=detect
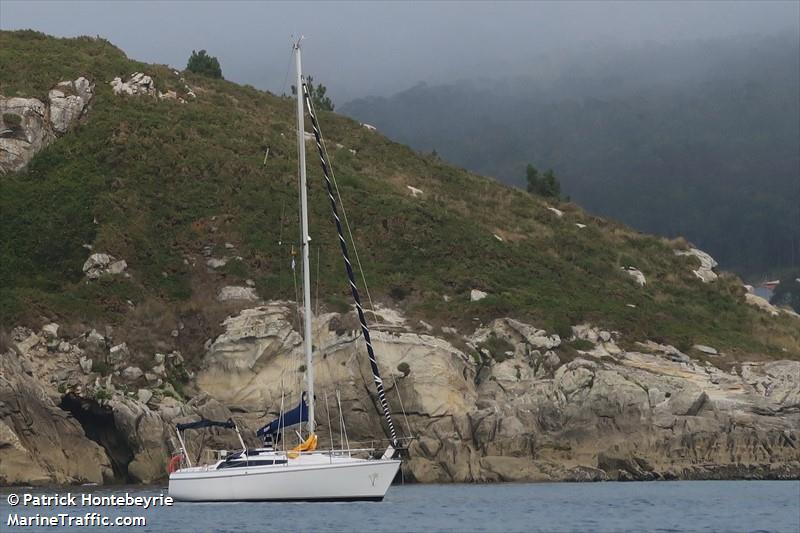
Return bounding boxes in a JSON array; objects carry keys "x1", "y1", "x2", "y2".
[
  {"x1": 186, "y1": 50, "x2": 222, "y2": 79},
  {"x1": 526, "y1": 164, "x2": 562, "y2": 199},
  {"x1": 291, "y1": 76, "x2": 334, "y2": 111}
]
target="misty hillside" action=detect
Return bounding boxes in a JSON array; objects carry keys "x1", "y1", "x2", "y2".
[
  {"x1": 341, "y1": 34, "x2": 800, "y2": 279},
  {"x1": 1, "y1": 30, "x2": 798, "y2": 362}
]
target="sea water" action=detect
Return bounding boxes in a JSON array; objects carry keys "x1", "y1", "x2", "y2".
[{"x1": 2, "y1": 480, "x2": 798, "y2": 532}]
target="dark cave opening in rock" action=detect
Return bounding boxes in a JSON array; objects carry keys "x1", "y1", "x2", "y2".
[{"x1": 59, "y1": 394, "x2": 133, "y2": 483}]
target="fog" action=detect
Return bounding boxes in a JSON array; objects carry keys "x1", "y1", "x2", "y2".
[{"x1": 1, "y1": 1, "x2": 797, "y2": 101}]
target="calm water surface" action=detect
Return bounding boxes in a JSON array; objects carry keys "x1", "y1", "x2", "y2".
[{"x1": 2, "y1": 481, "x2": 798, "y2": 532}]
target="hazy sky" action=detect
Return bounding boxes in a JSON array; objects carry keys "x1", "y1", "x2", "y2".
[{"x1": 1, "y1": 1, "x2": 798, "y2": 101}]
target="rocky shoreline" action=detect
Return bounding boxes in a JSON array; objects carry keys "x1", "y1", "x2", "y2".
[{"x1": 2, "y1": 302, "x2": 798, "y2": 486}]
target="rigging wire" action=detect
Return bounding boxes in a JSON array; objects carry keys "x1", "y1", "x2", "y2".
[
  {"x1": 324, "y1": 390, "x2": 334, "y2": 453},
  {"x1": 280, "y1": 42, "x2": 295, "y2": 97},
  {"x1": 336, "y1": 390, "x2": 351, "y2": 455},
  {"x1": 303, "y1": 90, "x2": 413, "y2": 437},
  {"x1": 304, "y1": 92, "x2": 378, "y2": 318},
  {"x1": 392, "y1": 373, "x2": 414, "y2": 440},
  {"x1": 305, "y1": 86, "x2": 414, "y2": 442},
  {"x1": 315, "y1": 245, "x2": 321, "y2": 318}
]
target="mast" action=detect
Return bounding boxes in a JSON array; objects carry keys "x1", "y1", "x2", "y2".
[{"x1": 294, "y1": 38, "x2": 315, "y2": 434}]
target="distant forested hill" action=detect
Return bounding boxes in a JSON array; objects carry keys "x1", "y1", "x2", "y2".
[{"x1": 341, "y1": 34, "x2": 800, "y2": 279}]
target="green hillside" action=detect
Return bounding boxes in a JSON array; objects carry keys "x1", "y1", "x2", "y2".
[{"x1": 1, "y1": 30, "x2": 798, "y2": 361}]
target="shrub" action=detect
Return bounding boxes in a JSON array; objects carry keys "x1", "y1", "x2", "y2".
[
  {"x1": 397, "y1": 362, "x2": 410, "y2": 376},
  {"x1": 570, "y1": 339, "x2": 595, "y2": 351},
  {"x1": 186, "y1": 49, "x2": 222, "y2": 79},
  {"x1": 478, "y1": 332, "x2": 515, "y2": 362},
  {"x1": 551, "y1": 316, "x2": 574, "y2": 341},
  {"x1": 94, "y1": 388, "x2": 112, "y2": 401}
]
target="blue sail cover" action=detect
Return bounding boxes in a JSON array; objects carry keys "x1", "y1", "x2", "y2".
[{"x1": 256, "y1": 393, "x2": 309, "y2": 437}]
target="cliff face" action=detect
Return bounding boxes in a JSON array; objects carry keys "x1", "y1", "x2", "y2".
[
  {"x1": 1, "y1": 31, "x2": 798, "y2": 486},
  {"x1": 2, "y1": 303, "x2": 797, "y2": 485}
]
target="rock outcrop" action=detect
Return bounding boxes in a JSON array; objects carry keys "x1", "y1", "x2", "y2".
[
  {"x1": 470, "y1": 289, "x2": 488, "y2": 302},
  {"x1": 0, "y1": 76, "x2": 94, "y2": 174},
  {"x1": 676, "y1": 247, "x2": 719, "y2": 283},
  {"x1": 1, "y1": 304, "x2": 798, "y2": 486},
  {"x1": 194, "y1": 304, "x2": 800, "y2": 483},
  {"x1": 48, "y1": 78, "x2": 94, "y2": 134},
  {"x1": 0, "y1": 347, "x2": 112, "y2": 485},
  {"x1": 745, "y1": 292, "x2": 781, "y2": 317},
  {"x1": 0, "y1": 324, "x2": 240, "y2": 485},
  {"x1": 216, "y1": 285, "x2": 259, "y2": 302},
  {"x1": 82, "y1": 253, "x2": 128, "y2": 279},
  {"x1": 622, "y1": 266, "x2": 646, "y2": 286},
  {"x1": 110, "y1": 72, "x2": 196, "y2": 102},
  {"x1": 110, "y1": 72, "x2": 156, "y2": 97}
]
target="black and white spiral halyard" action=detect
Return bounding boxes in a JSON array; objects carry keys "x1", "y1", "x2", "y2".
[{"x1": 302, "y1": 83, "x2": 399, "y2": 448}]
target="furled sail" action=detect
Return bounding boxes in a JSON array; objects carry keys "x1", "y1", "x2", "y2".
[
  {"x1": 256, "y1": 393, "x2": 309, "y2": 437},
  {"x1": 302, "y1": 82, "x2": 399, "y2": 448}
]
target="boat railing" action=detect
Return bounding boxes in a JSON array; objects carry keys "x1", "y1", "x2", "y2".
[
  {"x1": 184, "y1": 445, "x2": 406, "y2": 470},
  {"x1": 342, "y1": 436, "x2": 416, "y2": 450}
]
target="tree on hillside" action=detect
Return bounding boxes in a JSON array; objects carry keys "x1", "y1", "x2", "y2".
[
  {"x1": 186, "y1": 49, "x2": 222, "y2": 79},
  {"x1": 770, "y1": 273, "x2": 800, "y2": 313},
  {"x1": 291, "y1": 76, "x2": 334, "y2": 111},
  {"x1": 526, "y1": 164, "x2": 561, "y2": 199}
]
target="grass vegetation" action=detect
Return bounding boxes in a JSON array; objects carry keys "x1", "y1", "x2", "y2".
[{"x1": 1, "y1": 30, "x2": 798, "y2": 361}]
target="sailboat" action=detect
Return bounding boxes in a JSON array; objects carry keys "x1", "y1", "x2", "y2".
[{"x1": 168, "y1": 39, "x2": 404, "y2": 502}]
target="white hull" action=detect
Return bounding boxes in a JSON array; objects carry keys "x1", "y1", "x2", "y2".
[{"x1": 169, "y1": 454, "x2": 401, "y2": 502}]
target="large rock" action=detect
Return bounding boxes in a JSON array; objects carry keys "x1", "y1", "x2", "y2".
[
  {"x1": 470, "y1": 289, "x2": 488, "y2": 301},
  {"x1": 0, "y1": 349, "x2": 113, "y2": 485},
  {"x1": 1, "y1": 77, "x2": 94, "y2": 174},
  {"x1": 0, "y1": 97, "x2": 51, "y2": 174},
  {"x1": 217, "y1": 285, "x2": 259, "y2": 302},
  {"x1": 110, "y1": 72, "x2": 156, "y2": 97},
  {"x1": 197, "y1": 304, "x2": 475, "y2": 419},
  {"x1": 744, "y1": 292, "x2": 781, "y2": 317},
  {"x1": 48, "y1": 77, "x2": 94, "y2": 133},
  {"x1": 121, "y1": 366, "x2": 144, "y2": 381},
  {"x1": 675, "y1": 247, "x2": 718, "y2": 283},
  {"x1": 82, "y1": 253, "x2": 127, "y2": 279},
  {"x1": 107, "y1": 397, "x2": 170, "y2": 483},
  {"x1": 622, "y1": 266, "x2": 646, "y2": 286}
]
